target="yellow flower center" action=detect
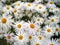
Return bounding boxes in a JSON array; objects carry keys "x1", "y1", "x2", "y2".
[
  {"x1": 6, "y1": 35, "x2": 11, "y2": 39},
  {"x1": 50, "y1": 1, "x2": 54, "y2": 4},
  {"x1": 38, "y1": 36, "x2": 42, "y2": 40},
  {"x1": 36, "y1": 43, "x2": 40, "y2": 45},
  {"x1": 13, "y1": 9, "x2": 17, "y2": 13},
  {"x1": 47, "y1": 28, "x2": 51, "y2": 33},
  {"x1": 17, "y1": 24, "x2": 22, "y2": 28},
  {"x1": 51, "y1": 19, "x2": 54, "y2": 22},
  {"x1": 37, "y1": 18, "x2": 40, "y2": 21},
  {"x1": 18, "y1": 35, "x2": 23, "y2": 40},
  {"x1": 27, "y1": 3, "x2": 31, "y2": 7},
  {"x1": 28, "y1": 36, "x2": 32, "y2": 40},
  {"x1": 50, "y1": 8, "x2": 53, "y2": 10},
  {"x1": 30, "y1": 23, "x2": 35, "y2": 29},
  {"x1": 39, "y1": 6, "x2": 42, "y2": 9},
  {"x1": 1, "y1": 18, "x2": 7, "y2": 24},
  {"x1": 50, "y1": 43, "x2": 54, "y2": 45},
  {"x1": 43, "y1": 11, "x2": 46, "y2": 14},
  {"x1": 56, "y1": 28, "x2": 59, "y2": 32},
  {"x1": 6, "y1": 6, "x2": 10, "y2": 10},
  {"x1": 17, "y1": 3, "x2": 20, "y2": 6}
]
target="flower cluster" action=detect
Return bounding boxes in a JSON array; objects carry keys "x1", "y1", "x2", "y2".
[{"x1": 0, "y1": 0, "x2": 60, "y2": 45}]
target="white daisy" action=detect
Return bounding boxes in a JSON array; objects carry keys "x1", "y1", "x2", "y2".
[
  {"x1": 27, "y1": 22, "x2": 40, "y2": 35},
  {"x1": 14, "y1": 32, "x2": 28, "y2": 45},
  {"x1": 3, "y1": 5, "x2": 13, "y2": 14},
  {"x1": 54, "y1": 25, "x2": 60, "y2": 35},
  {"x1": 25, "y1": 3, "x2": 34, "y2": 10},
  {"x1": 0, "y1": 15, "x2": 13, "y2": 33},
  {"x1": 32, "y1": 16, "x2": 44, "y2": 25},
  {"x1": 46, "y1": 1, "x2": 56, "y2": 8},
  {"x1": 43, "y1": 25, "x2": 55, "y2": 37},
  {"x1": 36, "y1": 4, "x2": 47, "y2": 13},
  {"x1": 4, "y1": 33, "x2": 14, "y2": 42},
  {"x1": 13, "y1": 21, "x2": 24, "y2": 33},
  {"x1": 48, "y1": 16, "x2": 59, "y2": 25}
]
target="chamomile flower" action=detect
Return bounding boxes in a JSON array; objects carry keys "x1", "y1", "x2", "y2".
[
  {"x1": 25, "y1": 3, "x2": 34, "y2": 10},
  {"x1": 47, "y1": 1, "x2": 56, "y2": 8},
  {"x1": 48, "y1": 16, "x2": 59, "y2": 25},
  {"x1": 41, "y1": 10, "x2": 48, "y2": 17},
  {"x1": 0, "y1": 15, "x2": 13, "y2": 33},
  {"x1": 35, "y1": 35, "x2": 45, "y2": 42},
  {"x1": 27, "y1": 22, "x2": 40, "y2": 35},
  {"x1": 54, "y1": 25, "x2": 60, "y2": 35},
  {"x1": 13, "y1": 21, "x2": 24, "y2": 33},
  {"x1": 14, "y1": 32, "x2": 28, "y2": 45},
  {"x1": 43, "y1": 25, "x2": 55, "y2": 37},
  {"x1": 4, "y1": 33, "x2": 14, "y2": 42},
  {"x1": 14, "y1": 1, "x2": 24, "y2": 9},
  {"x1": 36, "y1": 4, "x2": 46, "y2": 13},
  {"x1": 3, "y1": 5, "x2": 13, "y2": 14},
  {"x1": 33, "y1": 16, "x2": 44, "y2": 25}
]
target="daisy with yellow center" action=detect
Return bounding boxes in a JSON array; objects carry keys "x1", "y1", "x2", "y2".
[
  {"x1": 49, "y1": 16, "x2": 59, "y2": 25},
  {"x1": 26, "y1": 3, "x2": 33, "y2": 10},
  {"x1": 3, "y1": 5, "x2": 13, "y2": 14},
  {"x1": 13, "y1": 21, "x2": 24, "y2": 33},
  {"x1": 44, "y1": 25, "x2": 55, "y2": 37},
  {"x1": 33, "y1": 16, "x2": 44, "y2": 25},
  {"x1": 14, "y1": 32, "x2": 28, "y2": 44},
  {"x1": 4, "y1": 33, "x2": 14, "y2": 42},
  {"x1": 0, "y1": 15, "x2": 13, "y2": 33}
]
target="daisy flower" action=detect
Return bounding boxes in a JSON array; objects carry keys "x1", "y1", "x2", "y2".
[
  {"x1": 36, "y1": 4, "x2": 47, "y2": 13},
  {"x1": 0, "y1": 15, "x2": 13, "y2": 33},
  {"x1": 13, "y1": 21, "x2": 24, "y2": 33},
  {"x1": 32, "y1": 16, "x2": 44, "y2": 25},
  {"x1": 48, "y1": 16, "x2": 59, "y2": 25},
  {"x1": 25, "y1": 3, "x2": 34, "y2": 10},
  {"x1": 46, "y1": 1, "x2": 56, "y2": 8},
  {"x1": 4, "y1": 33, "x2": 14, "y2": 42},
  {"x1": 3, "y1": 5, "x2": 13, "y2": 14},
  {"x1": 27, "y1": 22, "x2": 40, "y2": 35},
  {"x1": 14, "y1": 32, "x2": 28, "y2": 45},
  {"x1": 54, "y1": 25, "x2": 60, "y2": 35},
  {"x1": 43, "y1": 25, "x2": 55, "y2": 37},
  {"x1": 14, "y1": 1, "x2": 24, "y2": 9}
]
